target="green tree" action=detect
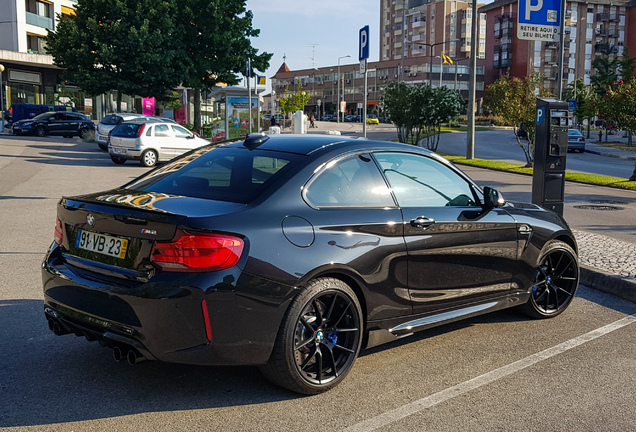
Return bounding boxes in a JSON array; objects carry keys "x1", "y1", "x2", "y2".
[
  {"x1": 598, "y1": 78, "x2": 636, "y2": 146},
  {"x1": 420, "y1": 86, "x2": 465, "y2": 152},
  {"x1": 563, "y1": 79, "x2": 597, "y2": 138},
  {"x1": 46, "y1": 0, "x2": 186, "y2": 111},
  {"x1": 591, "y1": 47, "x2": 620, "y2": 96},
  {"x1": 381, "y1": 81, "x2": 412, "y2": 143},
  {"x1": 278, "y1": 84, "x2": 310, "y2": 128},
  {"x1": 176, "y1": 0, "x2": 272, "y2": 130},
  {"x1": 483, "y1": 73, "x2": 553, "y2": 167}
]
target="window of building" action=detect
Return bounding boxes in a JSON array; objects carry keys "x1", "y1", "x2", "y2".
[
  {"x1": 26, "y1": 0, "x2": 52, "y2": 18},
  {"x1": 26, "y1": 34, "x2": 47, "y2": 53}
]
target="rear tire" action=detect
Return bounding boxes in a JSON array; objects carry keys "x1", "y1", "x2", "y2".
[
  {"x1": 79, "y1": 128, "x2": 89, "y2": 139},
  {"x1": 519, "y1": 240, "x2": 579, "y2": 319},
  {"x1": 98, "y1": 143, "x2": 108, "y2": 151},
  {"x1": 140, "y1": 149, "x2": 158, "y2": 167},
  {"x1": 259, "y1": 277, "x2": 363, "y2": 394},
  {"x1": 110, "y1": 156, "x2": 126, "y2": 165}
]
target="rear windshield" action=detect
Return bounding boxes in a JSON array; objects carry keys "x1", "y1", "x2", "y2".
[
  {"x1": 100, "y1": 115, "x2": 122, "y2": 125},
  {"x1": 125, "y1": 146, "x2": 302, "y2": 204},
  {"x1": 111, "y1": 123, "x2": 142, "y2": 137}
]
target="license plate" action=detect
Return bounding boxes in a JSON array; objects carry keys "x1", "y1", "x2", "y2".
[
  {"x1": 112, "y1": 148, "x2": 126, "y2": 154},
  {"x1": 75, "y1": 229, "x2": 129, "y2": 259}
]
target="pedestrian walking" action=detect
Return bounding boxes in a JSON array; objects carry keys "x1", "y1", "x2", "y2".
[
  {"x1": 310, "y1": 114, "x2": 316, "y2": 128},
  {"x1": 598, "y1": 130, "x2": 602, "y2": 142}
]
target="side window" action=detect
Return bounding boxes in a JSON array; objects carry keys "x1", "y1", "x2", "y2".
[
  {"x1": 374, "y1": 152, "x2": 477, "y2": 207},
  {"x1": 171, "y1": 125, "x2": 191, "y2": 138},
  {"x1": 305, "y1": 154, "x2": 395, "y2": 208},
  {"x1": 155, "y1": 124, "x2": 170, "y2": 137},
  {"x1": 145, "y1": 125, "x2": 153, "y2": 136}
]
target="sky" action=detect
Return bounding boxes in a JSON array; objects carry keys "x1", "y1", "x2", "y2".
[{"x1": 245, "y1": 0, "x2": 381, "y2": 93}]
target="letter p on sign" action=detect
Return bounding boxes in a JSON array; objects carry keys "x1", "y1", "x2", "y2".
[
  {"x1": 359, "y1": 26, "x2": 369, "y2": 61},
  {"x1": 525, "y1": 0, "x2": 543, "y2": 20}
]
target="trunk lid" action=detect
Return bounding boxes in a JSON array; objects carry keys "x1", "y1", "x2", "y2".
[{"x1": 57, "y1": 189, "x2": 246, "y2": 278}]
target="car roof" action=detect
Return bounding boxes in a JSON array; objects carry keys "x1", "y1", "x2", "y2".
[{"x1": 222, "y1": 133, "x2": 436, "y2": 158}]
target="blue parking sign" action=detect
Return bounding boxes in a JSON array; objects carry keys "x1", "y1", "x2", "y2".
[
  {"x1": 518, "y1": 0, "x2": 561, "y2": 41},
  {"x1": 359, "y1": 26, "x2": 369, "y2": 61}
]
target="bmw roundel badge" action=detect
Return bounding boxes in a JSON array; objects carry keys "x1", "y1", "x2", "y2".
[{"x1": 87, "y1": 213, "x2": 95, "y2": 227}]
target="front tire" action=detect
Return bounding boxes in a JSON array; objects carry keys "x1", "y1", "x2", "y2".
[
  {"x1": 35, "y1": 126, "x2": 46, "y2": 137},
  {"x1": 520, "y1": 240, "x2": 579, "y2": 319},
  {"x1": 259, "y1": 278, "x2": 363, "y2": 394},
  {"x1": 140, "y1": 149, "x2": 158, "y2": 167}
]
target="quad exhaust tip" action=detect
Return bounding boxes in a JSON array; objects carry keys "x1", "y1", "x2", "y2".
[{"x1": 113, "y1": 346, "x2": 146, "y2": 365}]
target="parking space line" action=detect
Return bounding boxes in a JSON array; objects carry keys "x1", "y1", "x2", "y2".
[{"x1": 344, "y1": 314, "x2": 636, "y2": 432}]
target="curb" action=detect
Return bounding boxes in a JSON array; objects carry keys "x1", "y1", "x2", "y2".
[{"x1": 581, "y1": 265, "x2": 636, "y2": 303}]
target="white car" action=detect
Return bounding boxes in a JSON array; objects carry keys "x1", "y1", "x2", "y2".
[
  {"x1": 96, "y1": 113, "x2": 176, "y2": 150},
  {"x1": 108, "y1": 121, "x2": 209, "y2": 166}
]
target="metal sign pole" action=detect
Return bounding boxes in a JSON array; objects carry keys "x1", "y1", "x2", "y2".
[
  {"x1": 247, "y1": 58, "x2": 252, "y2": 134},
  {"x1": 363, "y1": 60, "x2": 368, "y2": 138}
]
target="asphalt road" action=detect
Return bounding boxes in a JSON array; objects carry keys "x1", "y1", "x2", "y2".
[
  {"x1": 433, "y1": 129, "x2": 635, "y2": 179},
  {"x1": 2, "y1": 135, "x2": 636, "y2": 431}
]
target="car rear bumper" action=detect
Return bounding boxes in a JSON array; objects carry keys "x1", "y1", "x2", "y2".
[
  {"x1": 42, "y1": 243, "x2": 296, "y2": 366},
  {"x1": 108, "y1": 146, "x2": 143, "y2": 160},
  {"x1": 96, "y1": 132, "x2": 109, "y2": 144}
]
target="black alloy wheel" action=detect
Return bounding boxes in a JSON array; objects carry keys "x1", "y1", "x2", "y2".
[
  {"x1": 35, "y1": 126, "x2": 46, "y2": 137},
  {"x1": 79, "y1": 128, "x2": 89, "y2": 139},
  {"x1": 260, "y1": 278, "x2": 363, "y2": 394},
  {"x1": 521, "y1": 240, "x2": 579, "y2": 318}
]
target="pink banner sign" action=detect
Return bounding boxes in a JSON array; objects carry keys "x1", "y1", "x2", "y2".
[{"x1": 142, "y1": 97, "x2": 155, "y2": 116}]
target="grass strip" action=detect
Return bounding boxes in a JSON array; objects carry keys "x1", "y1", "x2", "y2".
[{"x1": 441, "y1": 154, "x2": 636, "y2": 192}]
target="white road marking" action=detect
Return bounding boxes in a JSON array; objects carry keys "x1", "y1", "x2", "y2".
[{"x1": 344, "y1": 313, "x2": 636, "y2": 432}]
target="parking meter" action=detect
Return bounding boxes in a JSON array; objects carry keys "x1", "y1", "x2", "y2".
[{"x1": 531, "y1": 98, "x2": 568, "y2": 216}]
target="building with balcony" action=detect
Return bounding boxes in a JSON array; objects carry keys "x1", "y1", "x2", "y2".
[
  {"x1": 0, "y1": 0, "x2": 78, "y2": 110},
  {"x1": 380, "y1": 0, "x2": 487, "y2": 66},
  {"x1": 480, "y1": 0, "x2": 633, "y2": 96}
]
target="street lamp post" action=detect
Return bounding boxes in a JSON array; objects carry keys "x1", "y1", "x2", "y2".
[
  {"x1": 422, "y1": 39, "x2": 459, "y2": 86},
  {"x1": 337, "y1": 55, "x2": 351, "y2": 123}
]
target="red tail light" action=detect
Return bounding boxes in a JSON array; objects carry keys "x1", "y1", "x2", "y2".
[
  {"x1": 54, "y1": 218, "x2": 64, "y2": 245},
  {"x1": 151, "y1": 230, "x2": 244, "y2": 272},
  {"x1": 136, "y1": 124, "x2": 146, "y2": 138}
]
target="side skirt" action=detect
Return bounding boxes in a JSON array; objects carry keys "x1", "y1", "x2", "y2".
[{"x1": 365, "y1": 292, "x2": 529, "y2": 349}]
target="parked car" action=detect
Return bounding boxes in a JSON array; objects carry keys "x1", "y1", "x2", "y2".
[
  {"x1": 517, "y1": 124, "x2": 528, "y2": 139},
  {"x1": 96, "y1": 113, "x2": 176, "y2": 150},
  {"x1": 43, "y1": 133, "x2": 579, "y2": 395},
  {"x1": 567, "y1": 129, "x2": 586, "y2": 152},
  {"x1": 108, "y1": 120, "x2": 209, "y2": 166},
  {"x1": 366, "y1": 115, "x2": 380, "y2": 125},
  {"x1": 11, "y1": 111, "x2": 94, "y2": 138}
]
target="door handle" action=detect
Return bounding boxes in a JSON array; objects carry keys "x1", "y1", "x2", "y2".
[{"x1": 410, "y1": 216, "x2": 435, "y2": 229}]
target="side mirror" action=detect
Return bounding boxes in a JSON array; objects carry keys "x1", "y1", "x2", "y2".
[{"x1": 483, "y1": 186, "x2": 505, "y2": 210}]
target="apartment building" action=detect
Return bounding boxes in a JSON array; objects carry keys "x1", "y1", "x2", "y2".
[
  {"x1": 272, "y1": 0, "x2": 488, "y2": 117},
  {"x1": 381, "y1": 0, "x2": 486, "y2": 63},
  {"x1": 0, "y1": 0, "x2": 78, "y2": 109},
  {"x1": 480, "y1": 0, "x2": 634, "y2": 96},
  {"x1": 0, "y1": 0, "x2": 171, "y2": 120}
]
